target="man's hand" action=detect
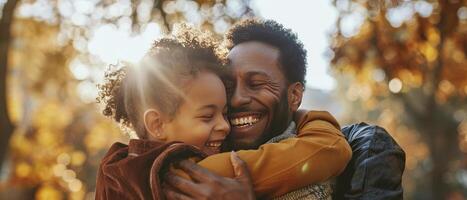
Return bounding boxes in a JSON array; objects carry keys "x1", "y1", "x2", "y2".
[{"x1": 163, "y1": 151, "x2": 255, "y2": 200}]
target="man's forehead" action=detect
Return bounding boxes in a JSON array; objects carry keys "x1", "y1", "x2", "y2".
[
  {"x1": 228, "y1": 68, "x2": 270, "y2": 79},
  {"x1": 227, "y1": 41, "x2": 281, "y2": 76},
  {"x1": 227, "y1": 41, "x2": 280, "y2": 64}
]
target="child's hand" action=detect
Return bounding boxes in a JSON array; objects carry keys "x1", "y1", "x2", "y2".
[{"x1": 294, "y1": 109, "x2": 309, "y2": 125}]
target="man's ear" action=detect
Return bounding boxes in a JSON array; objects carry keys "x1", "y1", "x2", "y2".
[
  {"x1": 143, "y1": 109, "x2": 167, "y2": 141},
  {"x1": 287, "y1": 82, "x2": 304, "y2": 112}
]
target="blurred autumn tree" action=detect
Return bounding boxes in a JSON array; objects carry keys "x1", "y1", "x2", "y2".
[
  {"x1": 0, "y1": 0, "x2": 252, "y2": 199},
  {"x1": 331, "y1": 0, "x2": 466, "y2": 199},
  {"x1": 0, "y1": 0, "x2": 18, "y2": 181}
]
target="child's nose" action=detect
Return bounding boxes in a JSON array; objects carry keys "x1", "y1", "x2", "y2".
[{"x1": 215, "y1": 117, "x2": 230, "y2": 136}]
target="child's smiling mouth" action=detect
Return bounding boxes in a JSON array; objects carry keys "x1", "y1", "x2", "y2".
[
  {"x1": 204, "y1": 139, "x2": 224, "y2": 154},
  {"x1": 205, "y1": 140, "x2": 223, "y2": 147}
]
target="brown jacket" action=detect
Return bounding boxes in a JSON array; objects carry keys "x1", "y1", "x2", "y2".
[
  {"x1": 95, "y1": 140, "x2": 207, "y2": 200},
  {"x1": 95, "y1": 111, "x2": 352, "y2": 199}
]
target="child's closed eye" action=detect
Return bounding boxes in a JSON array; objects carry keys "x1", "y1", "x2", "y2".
[{"x1": 198, "y1": 114, "x2": 214, "y2": 122}]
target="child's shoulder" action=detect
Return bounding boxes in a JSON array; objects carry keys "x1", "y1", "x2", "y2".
[
  {"x1": 100, "y1": 142, "x2": 130, "y2": 165},
  {"x1": 297, "y1": 110, "x2": 340, "y2": 130}
]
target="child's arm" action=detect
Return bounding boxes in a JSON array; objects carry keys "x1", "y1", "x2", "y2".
[{"x1": 196, "y1": 110, "x2": 352, "y2": 199}]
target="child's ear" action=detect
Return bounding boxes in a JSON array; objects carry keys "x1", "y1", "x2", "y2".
[
  {"x1": 287, "y1": 82, "x2": 304, "y2": 112},
  {"x1": 143, "y1": 109, "x2": 167, "y2": 141}
]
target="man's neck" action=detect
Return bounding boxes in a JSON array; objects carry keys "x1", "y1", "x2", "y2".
[{"x1": 266, "y1": 121, "x2": 296, "y2": 144}]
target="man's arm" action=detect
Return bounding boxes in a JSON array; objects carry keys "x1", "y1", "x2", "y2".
[
  {"x1": 164, "y1": 152, "x2": 255, "y2": 200},
  {"x1": 334, "y1": 123, "x2": 405, "y2": 199}
]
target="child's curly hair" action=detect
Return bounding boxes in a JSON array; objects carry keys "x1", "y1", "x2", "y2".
[{"x1": 97, "y1": 24, "x2": 226, "y2": 138}]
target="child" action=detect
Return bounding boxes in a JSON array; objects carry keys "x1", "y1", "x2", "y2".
[{"x1": 95, "y1": 25, "x2": 351, "y2": 200}]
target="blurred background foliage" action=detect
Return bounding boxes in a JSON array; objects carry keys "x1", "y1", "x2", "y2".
[
  {"x1": 0, "y1": 0, "x2": 465, "y2": 199},
  {"x1": 331, "y1": 0, "x2": 466, "y2": 199}
]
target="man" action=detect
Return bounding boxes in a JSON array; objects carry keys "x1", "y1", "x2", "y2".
[
  {"x1": 164, "y1": 19, "x2": 405, "y2": 199},
  {"x1": 163, "y1": 19, "x2": 347, "y2": 199}
]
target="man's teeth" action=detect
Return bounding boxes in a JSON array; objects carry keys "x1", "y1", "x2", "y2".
[
  {"x1": 230, "y1": 116, "x2": 259, "y2": 126},
  {"x1": 206, "y1": 141, "x2": 222, "y2": 147}
]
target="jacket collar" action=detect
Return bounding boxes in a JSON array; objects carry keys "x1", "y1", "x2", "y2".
[{"x1": 128, "y1": 139, "x2": 166, "y2": 156}]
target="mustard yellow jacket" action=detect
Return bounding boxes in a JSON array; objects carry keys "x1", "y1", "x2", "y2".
[{"x1": 198, "y1": 111, "x2": 352, "y2": 198}]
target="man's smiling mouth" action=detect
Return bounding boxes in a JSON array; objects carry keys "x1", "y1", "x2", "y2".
[{"x1": 230, "y1": 113, "x2": 262, "y2": 128}]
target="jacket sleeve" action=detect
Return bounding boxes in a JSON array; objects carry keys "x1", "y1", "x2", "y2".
[
  {"x1": 197, "y1": 111, "x2": 352, "y2": 198},
  {"x1": 333, "y1": 123, "x2": 405, "y2": 200}
]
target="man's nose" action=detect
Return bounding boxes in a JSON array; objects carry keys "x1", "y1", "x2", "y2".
[{"x1": 230, "y1": 85, "x2": 251, "y2": 108}]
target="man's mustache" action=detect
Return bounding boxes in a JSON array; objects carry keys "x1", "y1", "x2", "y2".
[{"x1": 228, "y1": 107, "x2": 255, "y2": 114}]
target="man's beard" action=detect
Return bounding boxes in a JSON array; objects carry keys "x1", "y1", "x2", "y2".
[
  {"x1": 222, "y1": 91, "x2": 292, "y2": 151},
  {"x1": 260, "y1": 91, "x2": 292, "y2": 144}
]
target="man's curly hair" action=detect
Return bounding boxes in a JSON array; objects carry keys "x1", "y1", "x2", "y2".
[
  {"x1": 224, "y1": 19, "x2": 307, "y2": 85},
  {"x1": 97, "y1": 24, "x2": 225, "y2": 138}
]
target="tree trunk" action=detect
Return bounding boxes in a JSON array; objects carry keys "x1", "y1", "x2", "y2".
[
  {"x1": 429, "y1": 133, "x2": 449, "y2": 199},
  {"x1": 0, "y1": 0, "x2": 19, "y2": 172},
  {"x1": 421, "y1": 112, "x2": 460, "y2": 200}
]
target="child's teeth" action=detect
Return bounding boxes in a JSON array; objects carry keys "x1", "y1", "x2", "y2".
[{"x1": 206, "y1": 141, "x2": 222, "y2": 147}]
